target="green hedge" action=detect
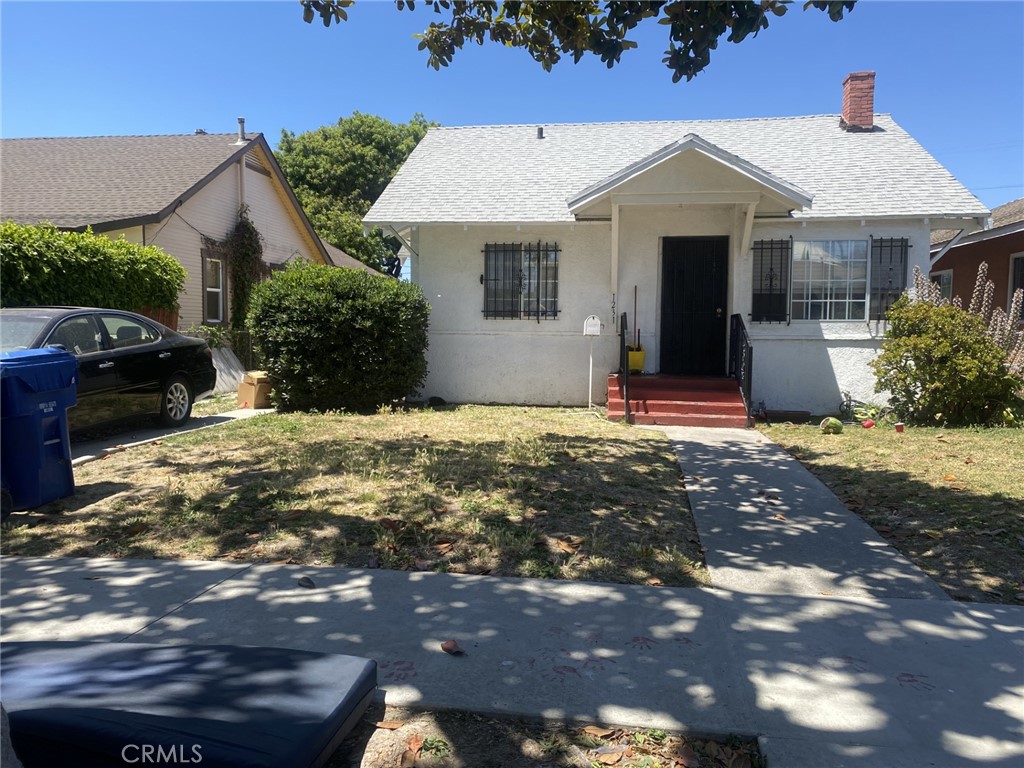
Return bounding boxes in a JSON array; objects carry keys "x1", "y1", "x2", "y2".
[
  {"x1": 0, "y1": 222, "x2": 186, "y2": 311},
  {"x1": 248, "y1": 262, "x2": 430, "y2": 412}
]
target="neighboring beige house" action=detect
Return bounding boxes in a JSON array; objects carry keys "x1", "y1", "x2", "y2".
[
  {"x1": 366, "y1": 72, "x2": 989, "y2": 418},
  {"x1": 0, "y1": 120, "x2": 374, "y2": 330}
]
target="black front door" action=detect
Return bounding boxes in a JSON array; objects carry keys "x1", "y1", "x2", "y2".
[{"x1": 659, "y1": 237, "x2": 728, "y2": 375}]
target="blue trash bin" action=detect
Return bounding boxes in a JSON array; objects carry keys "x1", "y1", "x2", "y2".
[{"x1": 1, "y1": 348, "x2": 79, "y2": 515}]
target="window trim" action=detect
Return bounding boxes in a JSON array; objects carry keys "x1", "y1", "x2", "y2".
[{"x1": 202, "y1": 248, "x2": 225, "y2": 324}]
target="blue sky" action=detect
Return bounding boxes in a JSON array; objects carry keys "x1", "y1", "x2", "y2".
[{"x1": 2, "y1": 1, "x2": 1022, "y2": 210}]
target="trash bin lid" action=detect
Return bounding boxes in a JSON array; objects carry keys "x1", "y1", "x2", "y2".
[{"x1": 0, "y1": 348, "x2": 79, "y2": 413}]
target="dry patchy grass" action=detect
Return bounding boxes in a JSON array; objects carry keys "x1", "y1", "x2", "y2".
[
  {"x1": 762, "y1": 422, "x2": 1024, "y2": 604},
  {"x1": 4, "y1": 406, "x2": 707, "y2": 588},
  {"x1": 332, "y1": 704, "x2": 762, "y2": 768}
]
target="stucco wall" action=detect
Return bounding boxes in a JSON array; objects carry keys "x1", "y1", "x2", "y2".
[
  {"x1": 413, "y1": 223, "x2": 616, "y2": 405},
  {"x1": 412, "y1": 216, "x2": 933, "y2": 410}
]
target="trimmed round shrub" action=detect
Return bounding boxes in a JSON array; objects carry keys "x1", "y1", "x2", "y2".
[
  {"x1": 0, "y1": 222, "x2": 185, "y2": 311},
  {"x1": 870, "y1": 297, "x2": 1022, "y2": 426},
  {"x1": 247, "y1": 262, "x2": 429, "y2": 412}
]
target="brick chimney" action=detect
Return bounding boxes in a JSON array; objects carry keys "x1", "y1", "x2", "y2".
[{"x1": 840, "y1": 71, "x2": 875, "y2": 132}]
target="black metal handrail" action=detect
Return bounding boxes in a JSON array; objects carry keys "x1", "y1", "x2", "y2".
[
  {"x1": 618, "y1": 312, "x2": 630, "y2": 423},
  {"x1": 729, "y1": 314, "x2": 754, "y2": 427}
]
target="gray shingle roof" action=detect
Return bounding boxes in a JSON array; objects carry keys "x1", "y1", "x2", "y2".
[
  {"x1": 1, "y1": 133, "x2": 253, "y2": 230},
  {"x1": 365, "y1": 114, "x2": 988, "y2": 225}
]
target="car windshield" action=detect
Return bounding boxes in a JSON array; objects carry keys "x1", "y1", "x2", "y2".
[{"x1": 0, "y1": 313, "x2": 53, "y2": 352}]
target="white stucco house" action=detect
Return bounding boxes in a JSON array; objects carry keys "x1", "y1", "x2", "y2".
[
  {"x1": 1, "y1": 120, "x2": 375, "y2": 331},
  {"x1": 365, "y1": 72, "x2": 988, "y2": 418}
]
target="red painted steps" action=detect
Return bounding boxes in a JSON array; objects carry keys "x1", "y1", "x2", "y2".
[{"x1": 606, "y1": 374, "x2": 749, "y2": 428}]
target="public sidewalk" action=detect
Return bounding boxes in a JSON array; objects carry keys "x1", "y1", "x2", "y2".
[{"x1": 1, "y1": 557, "x2": 1021, "y2": 767}]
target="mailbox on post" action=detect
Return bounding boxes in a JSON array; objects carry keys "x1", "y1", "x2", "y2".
[{"x1": 583, "y1": 315, "x2": 602, "y2": 409}]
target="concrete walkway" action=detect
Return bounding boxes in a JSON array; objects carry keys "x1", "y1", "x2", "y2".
[
  {"x1": 661, "y1": 427, "x2": 948, "y2": 600},
  {"x1": 2, "y1": 425, "x2": 1022, "y2": 767},
  {"x1": 71, "y1": 407, "x2": 274, "y2": 466}
]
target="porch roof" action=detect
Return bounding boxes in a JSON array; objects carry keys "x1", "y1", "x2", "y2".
[
  {"x1": 566, "y1": 133, "x2": 813, "y2": 214},
  {"x1": 365, "y1": 114, "x2": 988, "y2": 227}
]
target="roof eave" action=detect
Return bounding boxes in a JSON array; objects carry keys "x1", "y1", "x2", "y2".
[{"x1": 930, "y1": 218, "x2": 1024, "y2": 251}]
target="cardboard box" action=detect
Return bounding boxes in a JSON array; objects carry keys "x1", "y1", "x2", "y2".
[{"x1": 238, "y1": 371, "x2": 272, "y2": 409}]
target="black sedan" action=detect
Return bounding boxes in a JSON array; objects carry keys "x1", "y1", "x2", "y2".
[{"x1": 0, "y1": 307, "x2": 217, "y2": 432}]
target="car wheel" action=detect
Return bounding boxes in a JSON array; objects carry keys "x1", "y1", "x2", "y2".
[{"x1": 158, "y1": 375, "x2": 193, "y2": 427}]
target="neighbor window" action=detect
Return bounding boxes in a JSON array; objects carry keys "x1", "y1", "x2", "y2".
[
  {"x1": 1012, "y1": 254, "x2": 1024, "y2": 302},
  {"x1": 482, "y1": 242, "x2": 559, "y2": 320},
  {"x1": 791, "y1": 240, "x2": 868, "y2": 320},
  {"x1": 931, "y1": 270, "x2": 953, "y2": 302},
  {"x1": 202, "y1": 249, "x2": 225, "y2": 324}
]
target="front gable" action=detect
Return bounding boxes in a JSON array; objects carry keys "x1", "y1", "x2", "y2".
[{"x1": 567, "y1": 135, "x2": 812, "y2": 220}]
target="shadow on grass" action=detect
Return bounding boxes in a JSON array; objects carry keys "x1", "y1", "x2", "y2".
[
  {"x1": 778, "y1": 442, "x2": 1024, "y2": 603},
  {"x1": 5, "y1": 425, "x2": 702, "y2": 587}
]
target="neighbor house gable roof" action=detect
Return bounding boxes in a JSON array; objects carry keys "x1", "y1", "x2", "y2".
[
  {"x1": 365, "y1": 114, "x2": 988, "y2": 226},
  {"x1": 319, "y1": 239, "x2": 381, "y2": 274},
  {"x1": 0, "y1": 132, "x2": 329, "y2": 264},
  {"x1": 566, "y1": 133, "x2": 813, "y2": 213},
  {"x1": 931, "y1": 197, "x2": 1024, "y2": 248}
]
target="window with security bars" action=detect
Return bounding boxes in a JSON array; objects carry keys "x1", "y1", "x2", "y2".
[
  {"x1": 869, "y1": 237, "x2": 909, "y2": 321},
  {"x1": 482, "y1": 242, "x2": 559, "y2": 320},
  {"x1": 791, "y1": 240, "x2": 869, "y2": 320},
  {"x1": 751, "y1": 239, "x2": 791, "y2": 322}
]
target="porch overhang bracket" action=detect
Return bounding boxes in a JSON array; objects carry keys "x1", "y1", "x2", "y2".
[
  {"x1": 383, "y1": 224, "x2": 419, "y2": 260},
  {"x1": 739, "y1": 202, "x2": 757, "y2": 258}
]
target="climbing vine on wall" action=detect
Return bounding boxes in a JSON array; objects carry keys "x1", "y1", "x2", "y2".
[{"x1": 221, "y1": 206, "x2": 266, "y2": 332}]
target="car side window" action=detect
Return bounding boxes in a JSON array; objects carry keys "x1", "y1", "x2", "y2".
[
  {"x1": 100, "y1": 315, "x2": 160, "y2": 349},
  {"x1": 48, "y1": 316, "x2": 103, "y2": 355}
]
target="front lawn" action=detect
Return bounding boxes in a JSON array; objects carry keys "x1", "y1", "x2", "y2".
[
  {"x1": 4, "y1": 406, "x2": 707, "y2": 588},
  {"x1": 761, "y1": 422, "x2": 1024, "y2": 604}
]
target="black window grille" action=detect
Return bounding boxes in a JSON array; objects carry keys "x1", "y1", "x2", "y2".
[
  {"x1": 751, "y1": 238, "x2": 791, "y2": 323},
  {"x1": 870, "y1": 237, "x2": 909, "y2": 321},
  {"x1": 482, "y1": 242, "x2": 559, "y2": 321}
]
